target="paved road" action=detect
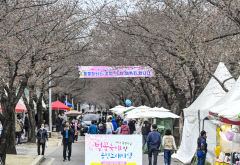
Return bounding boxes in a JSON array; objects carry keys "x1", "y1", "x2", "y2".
[{"x1": 41, "y1": 137, "x2": 182, "y2": 165}]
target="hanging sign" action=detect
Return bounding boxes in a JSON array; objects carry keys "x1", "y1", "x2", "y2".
[
  {"x1": 85, "y1": 134, "x2": 142, "y2": 165},
  {"x1": 78, "y1": 66, "x2": 154, "y2": 78}
]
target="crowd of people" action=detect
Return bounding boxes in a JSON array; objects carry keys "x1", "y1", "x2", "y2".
[{"x1": 85, "y1": 115, "x2": 179, "y2": 165}]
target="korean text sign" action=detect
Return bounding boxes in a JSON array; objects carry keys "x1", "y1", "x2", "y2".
[
  {"x1": 85, "y1": 134, "x2": 142, "y2": 165},
  {"x1": 78, "y1": 66, "x2": 154, "y2": 78}
]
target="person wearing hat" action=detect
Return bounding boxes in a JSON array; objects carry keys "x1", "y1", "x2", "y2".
[{"x1": 197, "y1": 130, "x2": 208, "y2": 165}]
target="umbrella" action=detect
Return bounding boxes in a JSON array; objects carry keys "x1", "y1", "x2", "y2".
[
  {"x1": 65, "y1": 110, "x2": 82, "y2": 117},
  {"x1": 52, "y1": 101, "x2": 70, "y2": 110},
  {"x1": 0, "y1": 103, "x2": 27, "y2": 113}
]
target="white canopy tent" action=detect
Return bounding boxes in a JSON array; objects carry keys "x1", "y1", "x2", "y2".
[
  {"x1": 110, "y1": 105, "x2": 126, "y2": 114},
  {"x1": 209, "y1": 77, "x2": 240, "y2": 121},
  {"x1": 172, "y1": 62, "x2": 235, "y2": 164},
  {"x1": 216, "y1": 100, "x2": 240, "y2": 121},
  {"x1": 126, "y1": 110, "x2": 179, "y2": 119},
  {"x1": 125, "y1": 105, "x2": 150, "y2": 118}
]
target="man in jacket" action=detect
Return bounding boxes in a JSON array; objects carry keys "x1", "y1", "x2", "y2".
[
  {"x1": 36, "y1": 123, "x2": 48, "y2": 155},
  {"x1": 147, "y1": 124, "x2": 161, "y2": 165},
  {"x1": 142, "y1": 120, "x2": 151, "y2": 149},
  {"x1": 197, "y1": 130, "x2": 208, "y2": 165},
  {"x1": 56, "y1": 114, "x2": 63, "y2": 138},
  {"x1": 88, "y1": 120, "x2": 98, "y2": 134},
  {"x1": 62, "y1": 121, "x2": 74, "y2": 161}
]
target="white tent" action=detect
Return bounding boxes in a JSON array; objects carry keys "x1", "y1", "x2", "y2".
[
  {"x1": 172, "y1": 62, "x2": 235, "y2": 164},
  {"x1": 125, "y1": 106, "x2": 178, "y2": 119},
  {"x1": 209, "y1": 77, "x2": 240, "y2": 117},
  {"x1": 218, "y1": 101, "x2": 240, "y2": 120},
  {"x1": 126, "y1": 111, "x2": 179, "y2": 119},
  {"x1": 125, "y1": 105, "x2": 150, "y2": 118},
  {"x1": 109, "y1": 105, "x2": 126, "y2": 114}
]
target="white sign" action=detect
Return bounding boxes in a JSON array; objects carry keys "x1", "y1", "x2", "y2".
[{"x1": 85, "y1": 134, "x2": 142, "y2": 165}]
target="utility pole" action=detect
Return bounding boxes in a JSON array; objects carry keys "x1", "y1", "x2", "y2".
[{"x1": 49, "y1": 60, "x2": 52, "y2": 132}]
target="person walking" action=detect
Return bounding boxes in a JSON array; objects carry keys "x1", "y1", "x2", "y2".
[
  {"x1": 111, "y1": 118, "x2": 118, "y2": 134},
  {"x1": 120, "y1": 121, "x2": 130, "y2": 135},
  {"x1": 128, "y1": 119, "x2": 136, "y2": 134},
  {"x1": 36, "y1": 123, "x2": 48, "y2": 155},
  {"x1": 87, "y1": 120, "x2": 98, "y2": 134},
  {"x1": 74, "y1": 120, "x2": 79, "y2": 141},
  {"x1": 62, "y1": 121, "x2": 74, "y2": 161},
  {"x1": 197, "y1": 130, "x2": 208, "y2": 165},
  {"x1": 142, "y1": 120, "x2": 151, "y2": 149},
  {"x1": 106, "y1": 118, "x2": 114, "y2": 134},
  {"x1": 147, "y1": 124, "x2": 161, "y2": 165},
  {"x1": 24, "y1": 113, "x2": 30, "y2": 140},
  {"x1": 162, "y1": 129, "x2": 177, "y2": 165},
  {"x1": 56, "y1": 114, "x2": 63, "y2": 138},
  {"x1": 15, "y1": 115, "x2": 23, "y2": 145}
]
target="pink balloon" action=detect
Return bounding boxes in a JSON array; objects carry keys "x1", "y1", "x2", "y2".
[{"x1": 225, "y1": 131, "x2": 235, "y2": 141}]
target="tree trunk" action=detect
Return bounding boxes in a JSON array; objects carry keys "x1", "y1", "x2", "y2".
[
  {"x1": 28, "y1": 109, "x2": 36, "y2": 143},
  {"x1": 37, "y1": 100, "x2": 43, "y2": 128},
  {"x1": 0, "y1": 105, "x2": 17, "y2": 164}
]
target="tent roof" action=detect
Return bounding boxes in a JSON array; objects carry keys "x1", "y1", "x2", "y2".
[
  {"x1": 109, "y1": 105, "x2": 125, "y2": 112},
  {"x1": 125, "y1": 105, "x2": 150, "y2": 116},
  {"x1": 126, "y1": 111, "x2": 179, "y2": 119},
  {"x1": 52, "y1": 101, "x2": 70, "y2": 110},
  {"x1": 0, "y1": 103, "x2": 27, "y2": 112},
  {"x1": 184, "y1": 62, "x2": 235, "y2": 118},
  {"x1": 210, "y1": 76, "x2": 240, "y2": 114}
]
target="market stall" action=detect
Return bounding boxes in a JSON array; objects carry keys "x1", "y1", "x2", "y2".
[{"x1": 172, "y1": 62, "x2": 236, "y2": 164}]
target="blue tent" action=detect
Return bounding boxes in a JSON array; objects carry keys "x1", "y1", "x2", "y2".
[{"x1": 64, "y1": 101, "x2": 72, "y2": 108}]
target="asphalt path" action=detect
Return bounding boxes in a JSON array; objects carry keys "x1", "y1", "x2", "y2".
[{"x1": 41, "y1": 137, "x2": 182, "y2": 165}]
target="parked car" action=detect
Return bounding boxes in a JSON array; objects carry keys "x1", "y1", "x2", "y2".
[{"x1": 80, "y1": 114, "x2": 100, "y2": 136}]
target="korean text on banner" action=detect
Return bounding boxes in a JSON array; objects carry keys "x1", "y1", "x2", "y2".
[
  {"x1": 78, "y1": 66, "x2": 154, "y2": 78},
  {"x1": 85, "y1": 134, "x2": 142, "y2": 165}
]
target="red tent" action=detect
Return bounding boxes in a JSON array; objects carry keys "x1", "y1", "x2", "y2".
[
  {"x1": 0, "y1": 103, "x2": 27, "y2": 113},
  {"x1": 52, "y1": 101, "x2": 70, "y2": 110}
]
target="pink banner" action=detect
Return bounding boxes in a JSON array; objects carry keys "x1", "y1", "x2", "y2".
[{"x1": 78, "y1": 66, "x2": 154, "y2": 78}]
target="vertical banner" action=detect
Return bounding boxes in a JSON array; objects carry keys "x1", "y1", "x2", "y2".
[
  {"x1": 85, "y1": 134, "x2": 142, "y2": 165},
  {"x1": 78, "y1": 66, "x2": 154, "y2": 78}
]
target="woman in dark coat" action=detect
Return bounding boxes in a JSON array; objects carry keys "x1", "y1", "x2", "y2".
[{"x1": 56, "y1": 114, "x2": 63, "y2": 138}]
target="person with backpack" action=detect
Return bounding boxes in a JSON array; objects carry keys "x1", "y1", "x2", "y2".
[
  {"x1": 197, "y1": 130, "x2": 208, "y2": 165},
  {"x1": 62, "y1": 121, "x2": 74, "y2": 161},
  {"x1": 36, "y1": 123, "x2": 48, "y2": 155},
  {"x1": 162, "y1": 129, "x2": 177, "y2": 165},
  {"x1": 120, "y1": 121, "x2": 130, "y2": 135},
  {"x1": 147, "y1": 124, "x2": 161, "y2": 165},
  {"x1": 15, "y1": 115, "x2": 23, "y2": 145}
]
